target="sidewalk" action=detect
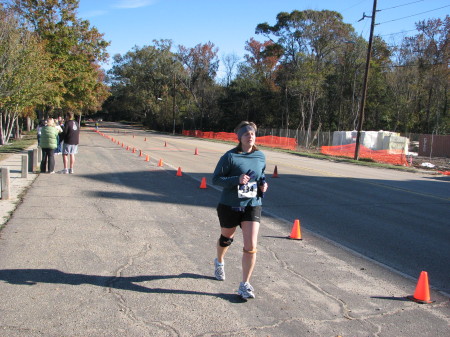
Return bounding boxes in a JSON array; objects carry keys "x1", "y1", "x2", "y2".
[{"x1": 0, "y1": 146, "x2": 39, "y2": 227}]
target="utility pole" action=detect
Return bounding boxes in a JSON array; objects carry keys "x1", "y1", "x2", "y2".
[{"x1": 354, "y1": 0, "x2": 377, "y2": 160}]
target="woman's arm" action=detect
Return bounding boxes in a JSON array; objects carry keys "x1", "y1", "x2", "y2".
[{"x1": 212, "y1": 153, "x2": 240, "y2": 187}]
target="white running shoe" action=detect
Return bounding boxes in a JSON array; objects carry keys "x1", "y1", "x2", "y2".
[
  {"x1": 69, "y1": 168, "x2": 74, "y2": 174},
  {"x1": 238, "y1": 282, "x2": 255, "y2": 299},
  {"x1": 214, "y1": 258, "x2": 225, "y2": 281}
]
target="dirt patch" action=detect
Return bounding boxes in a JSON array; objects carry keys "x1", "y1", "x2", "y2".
[{"x1": 412, "y1": 156, "x2": 450, "y2": 173}]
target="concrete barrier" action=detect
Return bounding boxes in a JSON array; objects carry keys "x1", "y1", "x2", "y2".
[
  {"x1": 28, "y1": 149, "x2": 39, "y2": 172},
  {"x1": 28, "y1": 150, "x2": 34, "y2": 172},
  {"x1": 1, "y1": 167, "x2": 10, "y2": 200},
  {"x1": 21, "y1": 155, "x2": 28, "y2": 178},
  {"x1": 33, "y1": 148, "x2": 38, "y2": 171}
]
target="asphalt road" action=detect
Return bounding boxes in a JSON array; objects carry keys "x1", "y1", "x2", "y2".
[
  {"x1": 0, "y1": 122, "x2": 448, "y2": 337},
  {"x1": 101, "y1": 122, "x2": 450, "y2": 294}
]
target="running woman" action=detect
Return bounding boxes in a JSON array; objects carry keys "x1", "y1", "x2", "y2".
[{"x1": 212, "y1": 121, "x2": 269, "y2": 299}]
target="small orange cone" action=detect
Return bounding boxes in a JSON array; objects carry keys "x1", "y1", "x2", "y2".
[
  {"x1": 158, "y1": 159, "x2": 163, "y2": 167},
  {"x1": 272, "y1": 165, "x2": 279, "y2": 178},
  {"x1": 288, "y1": 219, "x2": 302, "y2": 240},
  {"x1": 407, "y1": 271, "x2": 433, "y2": 303},
  {"x1": 132, "y1": 148, "x2": 136, "y2": 153},
  {"x1": 194, "y1": 148, "x2": 199, "y2": 155},
  {"x1": 139, "y1": 150, "x2": 143, "y2": 157},
  {"x1": 144, "y1": 137, "x2": 147, "y2": 141},
  {"x1": 176, "y1": 167, "x2": 182, "y2": 176},
  {"x1": 145, "y1": 154, "x2": 149, "y2": 162},
  {"x1": 200, "y1": 177, "x2": 207, "y2": 189},
  {"x1": 126, "y1": 146, "x2": 129, "y2": 151},
  {"x1": 164, "y1": 141, "x2": 167, "y2": 147},
  {"x1": 122, "y1": 142, "x2": 124, "y2": 148}
]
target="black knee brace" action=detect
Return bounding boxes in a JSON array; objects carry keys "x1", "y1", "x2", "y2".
[{"x1": 219, "y1": 235, "x2": 234, "y2": 247}]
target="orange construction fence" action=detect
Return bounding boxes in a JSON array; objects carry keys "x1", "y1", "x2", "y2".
[
  {"x1": 182, "y1": 130, "x2": 297, "y2": 150},
  {"x1": 321, "y1": 143, "x2": 409, "y2": 166}
]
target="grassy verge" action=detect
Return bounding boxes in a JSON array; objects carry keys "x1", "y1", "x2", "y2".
[{"x1": 0, "y1": 132, "x2": 38, "y2": 162}]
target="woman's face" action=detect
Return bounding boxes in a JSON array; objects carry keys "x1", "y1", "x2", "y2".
[{"x1": 241, "y1": 130, "x2": 256, "y2": 148}]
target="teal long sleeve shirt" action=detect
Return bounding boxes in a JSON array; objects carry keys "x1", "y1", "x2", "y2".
[{"x1": 212, "y1": 148, "x2": 266, "y2": 208}]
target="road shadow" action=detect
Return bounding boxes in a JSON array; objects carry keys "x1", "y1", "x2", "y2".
[
  {"x1": 370, "y1": 296, "x2": 410, "y2": 302},
  {"x1": 0, "y1": 269, "x2": 246, "y2": 303}
]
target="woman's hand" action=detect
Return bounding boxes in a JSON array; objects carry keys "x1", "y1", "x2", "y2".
[
  {"x1": 259, "y1": 182, "x2": 268, "y2": 193},
  {"x1": 239, "y1": 173, "x2": 251, "y2": 185}
]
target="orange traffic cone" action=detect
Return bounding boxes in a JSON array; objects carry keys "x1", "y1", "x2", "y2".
[
  {"x1": 272, "y1": 165, "x2": 279, "y2": 178},
  {"x1": 288, "y1": 219, "x2": 302, "y2": 240},
  {"x1": 126, "y1": 146, "x2": 129, "y2": 151},
  {"x1": 139, "y1": 150, "x2": 143, "y2": 157},
  {"x1": 200, "y1": 177, "x2": 207, "y2": 189},
  {"x1": 122, "y1": 142, "x2": 124, "y2": 148},
  {"x1": 407, "y1": 271, "x2": 433, "y2": 303},
  {"x1": 176, "y1": 167, "x2": 182, "y2": 176},
  {"x1": 194, "y1": 148, "x2": 199, "y2": 155},
  {"x1": 132, "y1": 148, "x2": 136, "y2": 153},
  {"x1": 164, "y1": 141, "x2": 167, "y2": 147},
  {"x1": 144, "y1": 137, "x2": 147, "y2": 141},
  {"x1": 145, "y1": 154, "x2": 150, "y2": 162},
  {"x1": 158, "y1": 159, "x2": 163, "y2": 167}
]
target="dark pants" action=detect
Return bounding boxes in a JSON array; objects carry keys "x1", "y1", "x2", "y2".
[{"x1": 40, "y1": 148, "x2": 55, "y2": 173}]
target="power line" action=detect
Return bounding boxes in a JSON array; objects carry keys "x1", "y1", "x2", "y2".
[
  {"x1": 380, "y1": 63, "x2": 447, "y2": 69},
  {"x1": 379, "y1": 0, "x2": 424, "y2": 12},
  {"x1": 377, "y1": 5, "x2": 450, "y2": 25},
  {"x1": 379, "y1": 28, "x2": 417, "y2": 37},
  {"x1": 343, "y1": 0, "x2": 368, "y2": 12}
]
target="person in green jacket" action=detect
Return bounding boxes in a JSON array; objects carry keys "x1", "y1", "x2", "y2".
[{"x1": 40, "y1": 118, "x2": 60, "y2": 174}]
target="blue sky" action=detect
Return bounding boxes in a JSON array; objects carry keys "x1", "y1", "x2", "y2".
[{"x1": 78, "y1": 0, "x2": 449, "y2": 76}]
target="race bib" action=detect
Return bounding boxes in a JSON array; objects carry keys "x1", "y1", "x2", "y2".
[{"x1": 237, "y1": 181, "x2": 257, "y2": 198}]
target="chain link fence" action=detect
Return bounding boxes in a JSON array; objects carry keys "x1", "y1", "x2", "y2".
[
  {"x1": 257, "y1": 129, "x2": 449, "y2": 158},
  {"x1": 257, "y1": 128, "x2": 332, "y2": 151}
]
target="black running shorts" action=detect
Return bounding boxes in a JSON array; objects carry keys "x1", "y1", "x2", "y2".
[{"x1": 216, "y1": 203, "x2": 262, "y2": 228}]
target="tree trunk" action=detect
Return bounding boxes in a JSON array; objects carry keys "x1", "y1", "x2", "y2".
[
  {"x1": 426, "y1": 86, "x2": 433, "y2": 133},
  {"x1": 297, "y1": 95, "x2": 305, "y2": 132},
  {"x1": 306, "y1": 89, "x2": 317, "y2": 148},
  {"x1": 14, "y1": 117, "x2": 20, "y2": 139},
  {"x1": 0, "y1": 113, "x2": 4, "y2": 145},
  {"x1": 27, "y1": 117, "x2": 32, "y2": 131}
]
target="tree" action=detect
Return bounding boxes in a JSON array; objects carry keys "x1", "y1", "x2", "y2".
[
  {"x1": 177, "y1": 42, "x2": 220, "y2": 130},
  {"x1": 5, "y1": 0, "x2": 110, "y2": 117},
  {"x1": 256, "y1": 10, "x2": 355, "y2": 144},
  {"x1": 106, "y1": 40, "x2": 189, "y2": 131},
  {"x1": 221, "y1": 53, "x2": 240, "y2": 87},
  {"x1": 0, "y1": 6, "x2": 53, "y2": 144},
  {"x1": 406, "y1": 16, "x2": 448, "y2": 133},
  {"x1": 244, "y1": 38, "x2": 280, "y2": 91}
]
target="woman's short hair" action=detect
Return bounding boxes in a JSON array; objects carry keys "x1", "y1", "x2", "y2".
[{"x1": 47, "y1": 118, "x2": 55, "y2": 127}]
